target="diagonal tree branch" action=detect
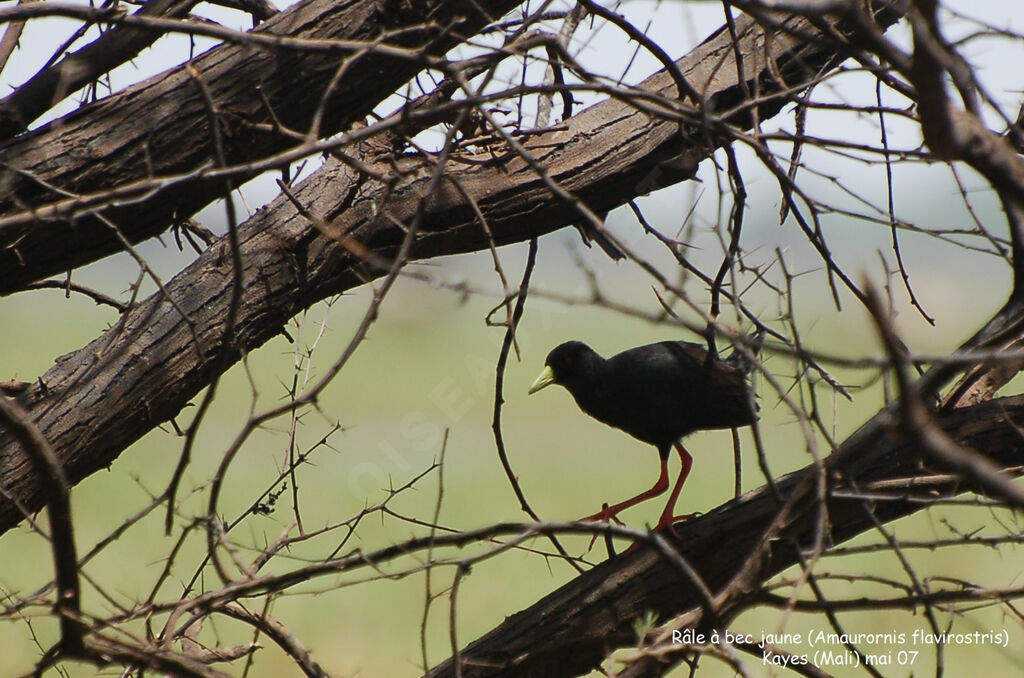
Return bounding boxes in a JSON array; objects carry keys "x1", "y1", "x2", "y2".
[
  {"x1": 0, "y1": 0, "x2": 520, "y2": 295},
  {"x1": 423, "y1": 394, "x2": 1024, "y2": 678},
  {"x1": 0, "y1": 0, "x2": 278, "y2": 141}
]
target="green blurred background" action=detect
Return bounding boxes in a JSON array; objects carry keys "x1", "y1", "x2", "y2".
[{"x1": 3, "y1": 165, "x2": 1024, "y2": 676}]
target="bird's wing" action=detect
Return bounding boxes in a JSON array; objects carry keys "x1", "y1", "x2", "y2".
[
  {"x1": 608, "y1": 341, "x2": 718, "y2": 383},
  {"x1": 656, "y1": 341, "x2": 710, "y2": 368}
]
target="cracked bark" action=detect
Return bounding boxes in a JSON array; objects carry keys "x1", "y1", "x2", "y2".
[{"x1": 0, "y1": 0, "x2": 520, "y2": 294}]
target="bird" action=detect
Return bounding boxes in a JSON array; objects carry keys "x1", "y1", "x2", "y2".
[{"x1": 527, "y1": 335, "x2": 761, "y2": 533}]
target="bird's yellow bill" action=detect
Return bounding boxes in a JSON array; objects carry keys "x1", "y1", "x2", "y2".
[{"x1": 528, "y1": 365, "x2": 556, "y2": 394}]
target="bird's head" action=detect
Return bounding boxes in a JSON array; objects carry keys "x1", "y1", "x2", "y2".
[{"x1": 528, "y1": 341, "x2": 601, "y2": 395}]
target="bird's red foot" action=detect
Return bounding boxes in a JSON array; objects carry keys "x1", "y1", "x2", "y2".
[
  {"x1": 580, "y1": 506, "x2": 627, "y2": 526},
  {"x1": 579, "y1": 504, "x2": 626, "y2": 551}
]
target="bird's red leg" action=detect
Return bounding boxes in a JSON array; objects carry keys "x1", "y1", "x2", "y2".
[
  {"x1": 655, "y1": 443, "x2": 695, "y2": 531},
  {"x1": 580, "y1": 456, "x2": 670, "y2": 552},
  {"x1": 581, "y1": 456, "x2": 670, "y2": 525}
]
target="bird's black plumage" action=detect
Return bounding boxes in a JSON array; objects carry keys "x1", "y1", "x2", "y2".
[
  {"x1": 528, "y1": 337, "x2": 760, "y2": 532},
  {"x1": 531, "y1": 339, "x2": 757, "y2": 456}
]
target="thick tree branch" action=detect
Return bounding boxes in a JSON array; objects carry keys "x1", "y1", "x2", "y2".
[
  {"x1": 0, "y1": 0, "x2": 249, "y2": 140},
  {"x1": 0, "y1": 0, "x2": 519, "y2": 295},
  {"x1": 424, "y1": 395, "x2": 1024, "y2": 678}
]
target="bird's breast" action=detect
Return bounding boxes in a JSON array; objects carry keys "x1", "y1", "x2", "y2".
[{"x1": 568, "y1": 370, "x2": 753, "y2": 448}]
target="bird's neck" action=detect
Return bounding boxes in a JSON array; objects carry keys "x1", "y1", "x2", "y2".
[{"x1": 565, "y1": 364, "x2": 610, "y2": 419}]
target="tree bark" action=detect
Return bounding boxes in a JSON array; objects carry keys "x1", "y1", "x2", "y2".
[
  {"x1": 0, "y1": 0, "x2": 218, "y2": 140},
  {"x1": 0, "y1": 0, "x2": 520, "y2": 295},
  {"x1": 424, "y1": 395, "x2": 1024, "y2": 678},
  {"x1": 0, "y1": 6, "x2": 903, "y2": 533}
]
